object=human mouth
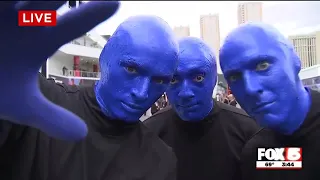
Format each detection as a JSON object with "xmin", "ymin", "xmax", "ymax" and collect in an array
[
  {"xmin": 121, "ymin": 101, "xmax": 144, "ymax": 113},
  {"xmin": 177, "ymin": 103, "xmax": 198, "ymax": 109},
  {"xmin": 251, "ymin": 101, "xmax": 275, "ymax": 113}
]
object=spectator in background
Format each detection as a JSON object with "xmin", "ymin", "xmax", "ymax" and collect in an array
[
  {"xmin": 223, "ymin": 95, "xmax": 229, "ymax": 104},
  {"xmin": 228, "ymin": 94, "xmax": 238, "ymax": 107},
  {"xmin": 62, "ymin": 66, "xmax": 68, "ymax": 76},
  {"xmin": 160, "ymin": 94, "xmax": 168, "ymax": 108},
  {"xmin": 162, "ymin": 94, "xmax": 168, "ymax": 108},
  {"xmin": 151, "ymin": 102, "xmax": 160, "ymax": 115},
  {"xmin": 216, "ymin": 92, "xmax": 225, "ymax": 102},
  {"xmin": 216, "ymin": 93, "xmax": 221, "ymax": 102}
]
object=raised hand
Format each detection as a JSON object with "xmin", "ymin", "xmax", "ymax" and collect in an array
[{"xmin": 0, "ymin": 1, "xmax": 119, "ymax": 141}]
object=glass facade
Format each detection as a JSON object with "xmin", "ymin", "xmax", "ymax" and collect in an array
[{"xmin": 302, "ymin": 76, "xmax": 320, "ymax": 91}]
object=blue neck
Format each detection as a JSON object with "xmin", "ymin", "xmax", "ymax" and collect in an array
[
  {"xmin": 200, "ymin": 99, "xmax": 214, "ymax": 121},
  {"xmin": 94, "ymin": 82, "xmax": 114, "ymax": 119},
  {"xmin": 280, "ymin": 85, "xmax": 311, "ymax": 135}
]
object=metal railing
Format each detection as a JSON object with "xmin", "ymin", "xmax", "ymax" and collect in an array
[{"xmin": 64, "ymin": 70, "xmax": 101, "ymax": 78}]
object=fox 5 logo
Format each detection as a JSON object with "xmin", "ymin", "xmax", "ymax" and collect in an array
[{"xmin": 257, "ymin": 147, "xmax": 302, "ymax": 161}]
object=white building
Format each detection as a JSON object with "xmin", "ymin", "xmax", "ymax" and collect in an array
[
  {"xmin": 47, "ymin": 3, "xmax": 105, "ymax": 86},
  {"xmin": 200, "ymin": 14, "xmax": 221, "ymax": 73},
  {"xmin": 288, "ymin": 32, "xmax": 320, "ymax": 69},
  {"xmin": 299, "ymin": 64, "xmax": 320, "ymax": 91},
  {"xmin": 173, "ymin": 26, "xmax": 190, "ymax": 39},
  {"xmin": 238, "ymin": 2, "xmax": 263, "ymax": 25},
  {"xmin": 47, "ymin": 34, "xmax": 102, "ymax": 84}
]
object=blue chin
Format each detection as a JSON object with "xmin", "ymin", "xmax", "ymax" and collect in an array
[
  {"xmin": 96, "ymin": 93, "xmax": 142, "ymax": 123},
  {"xmin": 174, "ymin": 100, "xmax": 214, "ymax": 122},
  {"xmin": 112, "ymin": 104, "xmax": 144, "ymax": 122}
]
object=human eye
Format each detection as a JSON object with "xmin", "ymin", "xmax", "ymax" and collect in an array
[
  {"xmin": 170, "ymin": 77, "xmax": 179, "ymax": 84},
  {"xmin": 124, "ymin": 66, "xmax": 137, "ymax": 73},
  {"xmin": 155, "ymin": 79, "xmax": 164, "ymax": 84},
  {"xmin": 256, "ymin": 61, "xmax": 270, "ymax": 71},
  {"xmin": 193, "ymin": 74, "xmax": 205, "ymax": 82},
  {"xmin": 228, "ymin": 73, "xmax": 242, "ymax": 83}
]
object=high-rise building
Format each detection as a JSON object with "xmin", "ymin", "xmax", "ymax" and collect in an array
[
  {"xmin": 200, "ymin": 14, "xmax": 221, "ymax": 72},
  {"xmin": 238, "ymin": 2, "xmax": 263, "ymax": 25},
  {"xmin": 288, "ymin": 31, "xmax": 320, "ymax": 69},
  {"xmin": 173, "ymin": 26, "xmax": 190, "ymax": 39}
]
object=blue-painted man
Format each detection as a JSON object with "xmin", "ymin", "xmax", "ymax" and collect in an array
[
  {"xmin": 0, "ymin": 2, "xmax": 178, "ymax": 180},
  {"xmin": 144, "ymin": 37, "xmax": 260, "ymax": 180},
  {"xmin": 220, "ymin": 22, "xmax": 320, "ymax": 180}
]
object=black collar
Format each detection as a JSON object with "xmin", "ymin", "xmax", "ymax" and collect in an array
[
  {"xmin": 83, "ymin": 86, "xmax": 139, "ymax": 137},
  {"xmin": 173, "ymin": 100, "xmax": 221, "ymax": 138},
  {"xmin": 292, "ymin": 89, "xmax": 320, "ymax": 137}
]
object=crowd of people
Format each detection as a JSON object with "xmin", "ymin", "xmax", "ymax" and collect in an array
[
  {"xmin": 1, "ymin": 2, "xmax": 319, "ymax": 180},
  {"xmin": 216, "ymin": 93, "xmax": 240, "ymax": 108},
  {"xmin": 151, "ymin": 94, "xmax": 169, "ymax": 115}
]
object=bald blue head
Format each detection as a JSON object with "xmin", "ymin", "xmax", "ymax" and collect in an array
[
  {"xmin": 95, "ymin": 15, "xmax": 179, "ymax": 122},
  {"xmin": 167, "ymin": 37, "xmax": 217, "ymax": 122},
  {"xmin": 220, "ymin": 22, "xmax": 310, "ymax": 134},
  {"xmin": 220, "ymin": 22, "xmax": 301, "ymax": 75}
]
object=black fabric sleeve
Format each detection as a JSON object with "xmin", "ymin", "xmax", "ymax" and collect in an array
[
  {"xmin": 143, "ymin": 115, "xmax": 167, "ymax": 139},
  {"xmin": 0, "ymin": 121, "xmax": 26, "ymax": 149},
  {"xmin": 165, "ymin": 160, "xmax": 177, "ymax": 180},
  {"xmin": 38, "ymin": 73, "xmax": 79, "ymax": 105},
  {"xmin": 232, "ymin": 116, "xmax": 261, "ymax": 180},
  {"xmin": 143, "ymin": 106, "xmax": 173, "ymax": 138},
  {"xmin": 143, "ymin": 116, "xmax": 162, "ymax": 134}
]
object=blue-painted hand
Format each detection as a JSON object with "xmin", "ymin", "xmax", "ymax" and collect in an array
[{"xmin": 0, "ymin": 1, "xmax": 119, "ymax": 140}]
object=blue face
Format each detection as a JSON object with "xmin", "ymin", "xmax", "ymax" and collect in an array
[
  {"xmin": 220, "ymin": 23, "xmax": 309, "ymax": 133},
  {"xmin": 95, "ymin": 16, "xmax": 178, "ymax": 122},
  {"xmin": 167, "ymin": 37, "xmax": 217, "ymax": 122}
]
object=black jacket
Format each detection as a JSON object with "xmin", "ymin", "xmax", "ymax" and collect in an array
[
  {"xmin": 0, "ymin": 74, "xmax": 176, "ymax": 180},
  {"xmin": 144, "ymin": 102, "xmax": 261, "ymax": 180},
  {"xmin": 240, "ymin": 90, "xmax": 320, "ymax": 180}
]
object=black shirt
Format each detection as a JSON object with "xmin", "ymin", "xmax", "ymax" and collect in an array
[
  {"xmin": 144, "ymin": 101, "xmax": 261, "ymax": 180},
  {"xmin": 240, "ymin": 90, "xmax": 320, "ymax": 180},
  {"xmin": 0, "ymin": 74, "xmax": 176, "ymax": 180}
]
